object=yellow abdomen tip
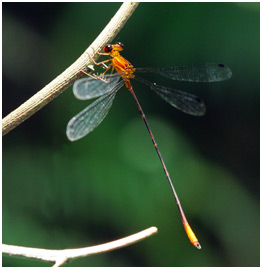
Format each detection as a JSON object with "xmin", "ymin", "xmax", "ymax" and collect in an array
[{"xmin": 184, "ymin": 223, "xmax": 201, "ymax": 250}]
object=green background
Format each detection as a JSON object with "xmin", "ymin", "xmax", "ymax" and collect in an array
[{"xmin": 3, "ymin": 3, "xmax": 259, "ymax": 267}]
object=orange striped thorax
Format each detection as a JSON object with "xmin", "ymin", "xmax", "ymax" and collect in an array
[{"xmin": 103, "ymin": 42, "xmax": 135, "ymax": 88}]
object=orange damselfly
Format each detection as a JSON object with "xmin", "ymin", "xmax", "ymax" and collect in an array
[{"xmin": 66, "ymin": 42, "xmax": 232, "ymax": 249}]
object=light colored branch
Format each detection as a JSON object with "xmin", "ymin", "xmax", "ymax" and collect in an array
[
  {"xmin": 2, "ymin": 226, "xmax": 158, "ymax": 267},
  {"xmin": 2, "ymin": 2, "xmax": 139, "ymax": 136}
]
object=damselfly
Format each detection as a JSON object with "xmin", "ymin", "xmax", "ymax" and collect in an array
[{"xmin": 67, "ymin": 42, "xmax": 232, "ymax": 249}]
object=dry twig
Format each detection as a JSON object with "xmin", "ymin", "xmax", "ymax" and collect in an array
[
  {"xmin": 3, "ymin": 227, "xmax": 158, "ymax": 267},
  {"xmin": 2, "ymin": 2, "xmax": 139, "ymax": 136}
]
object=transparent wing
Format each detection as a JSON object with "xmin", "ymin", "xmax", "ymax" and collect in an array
[
  {"xmin": 136, "ymin": 63, "xmax": 232, "ymax": 82},
  {"xmin": 152, "ymin": 84, "xmax": 206, "ymax": 116},
  {"xmin": 67, "ymin": 80, "xmax": 125, "ymax": 141},
  {"xmin": 73, "ymin": 73, "xmax": 121, "ymax": 100},
  {"xmin": 135, "ymin": 76, "xmax": 206, "ymax": 116}
]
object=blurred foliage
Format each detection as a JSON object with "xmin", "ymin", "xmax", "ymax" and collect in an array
[{"xmin": 2, "ymin": 2, "xmax": 259, "ymax": 267}]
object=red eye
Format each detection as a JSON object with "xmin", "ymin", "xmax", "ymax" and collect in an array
[
  {"xmin": 116, "ymin": 42, "xmax": 124, "ymax": 49},
  {"xmin": 104, "ymin": 44, "xmax": 112, "ymax": 53}
]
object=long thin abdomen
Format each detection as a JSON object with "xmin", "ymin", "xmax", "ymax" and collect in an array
[{"xmin": 127, "ymin": 83, "xmax": 201, "ymax": 249}]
